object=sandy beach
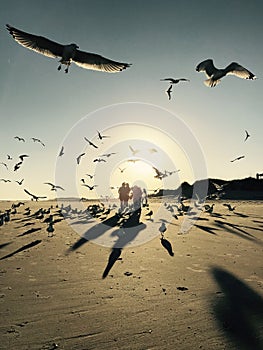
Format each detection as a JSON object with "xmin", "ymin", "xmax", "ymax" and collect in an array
[{"xmin": 0, "ymin": 199, "xmax": 262, "ymax": 350}]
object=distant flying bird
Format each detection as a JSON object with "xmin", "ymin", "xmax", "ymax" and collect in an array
[
  {"xmin": 58, "ymin": 146, "xmax": 64, "ymax": 157},
  {"xmin": 166, "ymin": 84, "xmax": 173, "ymax": 100},
  {"xmin": 244, "ymin": 130, "xmax": 250, "ymax": 142},
  {"xmin": 160, "ymin": 78, "xmax": 190, "ymax": 84},
  {"xmin": 31, "ymin": 137, "xmax": 45, "ymax": 146},
  {"xmin": 230, "ymin": 155, "xmax": 245, "ymax": 163},
  {"xmin": 93, "ymin": 158, "xmax": 106, "ymax": 163},
  {"xmin": 0, "ymin": 178, "xmax": 11, "ymax": 183},
  {"xmin": 97, "ymin": 130, "xmax": 110, "ymax": 140},
  {"xmin": 129, "ymin": 145, "xmax": 139, "ymax": 156},
  {"xmin": 118, "ymin": 167, "xmax": 126, "ymax": 173},
  {"xmin": 0, "ymin": 162, "xmax": 8, "ymax": 170},
  {"xmin": 76, "ymin": 153, "xmax": 85, "ymax": 165},
  {"xmin": 19, "ymin": 154, "xmax": 29, "ymax": 162},
  {"xmin": 127, "ymin": 158, "xmax": 140, "ymax": 163},
  {"xmin": 15, "ymin": 179, "xmax": 24, "ymax": 185},
  {"xmin": 196, "ymin": 59, "xmax": 256, "ymax": 87},
  {"xmin": 14, "ymin": 161, "xmax": 23, "ymax": 171},
  {"xmin": 44, "ymin": 182, "xmax": 65, "ymax": 191},
  {"xmin": 24, "ymin": 188, "xmax": 47, "ymax": 201},
  {"xmin": 6, "ymin": 24, "xmax": 131, "ymax": 74},
  {"xmin": 82, "ymin": 184, "xmax": 98, "ymax": 190},
  {"xmin": 149, "ymin": 148, "xmax": 158, "ymax": 153},
  {"xmin": 86, "ymin": 173, "xmax": 94, "ymax": 179},
  {"xmin": 152, "ymin": 166, "xmax": 166, "ymax": 180},
  {"xmin": 100, "ymin": 152, "xmax": 116, "ymax": 158},
  {"xmin": 14, "ymin": 136, "xmax": 25, "ymax": 142},
  {"xmin": 84, "ymin": 137, "xmax": 98, "ymax": 149},
  {"xmin": 7, "ymin": 154, "xmax": 12, "ymax": 160}
]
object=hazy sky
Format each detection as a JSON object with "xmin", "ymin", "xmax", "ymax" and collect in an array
[{"xmin": 1, "ymin": 0, "xmax": 263, "ymax": 200}]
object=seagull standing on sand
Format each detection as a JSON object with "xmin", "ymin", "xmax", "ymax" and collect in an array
[
  {"xmin": 196, "ymin": 59, "xmax": 256, "ymax": 87},
  {"xmin": 6, "ymin": 24, "xmax": 131, "ymax": 74}
]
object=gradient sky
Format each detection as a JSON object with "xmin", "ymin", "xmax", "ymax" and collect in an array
[{"xmin": 1, "ymin": 0, "xmax": 263, "ymax": 200}]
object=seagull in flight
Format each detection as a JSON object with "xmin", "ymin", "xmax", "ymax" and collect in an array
[
  {"xmin": 14, "ymin": 136, "xmax": 25, "ymax": 142},
  {"xmin": 31, "ymin": 137, "xmax": 45, "ymax": 146},
  {"xmin": 6, "ymin": 24, "xmax": 131, "ymax": 74},
  {"xmin": 118, "ymin": 167, "xmax": 126, "ymax": 173},
  {"xmin": 58, "ymin": 146, "xmax": 64, "ymax": 157},
  {"xmin": 24, "ymin": 188, "xmax": 47, "ymax": 201},
  {"xmin": 196, "ymin": 59, "xmax": 256, "ymax": 87},
  {"xmin": 19, "ymin": 154, "xmax": 29, "ymax": 162},
  {"xmin": 82, "ymin": 184, "xmax": 98, "ymax": 190},
  {"xmin": 7, "ymin": 155, "xmax": 12, "ymax": 160},
  {"xmin": 166, "ymin": 85, "xmax": 173, "ymax": 100},
  {"xmin": 244, "ymin": 130, "xmax": 250, "ymax": 142},
  {"xmin": 84, "ymin": 137, "xmax": 98, "ymax": 149},
  {"xmin": 129, "ymin": 145, "xmax": 139, "ymax": 156},
  {"xmin": 100, "ymin": 152, "xmax": 116, "ymax": 158},
  {"xmin": 230, "ymin": 155, "xmax": 245, "ymax": 163},
  {"xmin": 15, "ymin": 179, "xmax": 24, "ymax": 185},
  {"xmin": 14, "ymin": 161, "xmax": 23, "ymax": 171},
  {"xmin": 44, "ymin": 182, "xmax": 65, "ymax": 191},
  {"xmin": 97, "ymin": 130, "xmax": 110, "ymax": 140},
  {"xmin": 0, "ymin": 178, "xmax": 11, "ymax": 183},
  {"xmin": 93, "ymin": 158, "xmax": 106, "ymax": 163},
  {"xmin": 160, "ymin": 78, "xmax": 190, "ymax": 84},
  {"xmin": 0, "ymin": 162, "xmax": 8, "ymax": 170},
  {"xmin": 76, "ymin": 153, "xmax": 85, "ymax": 164}
]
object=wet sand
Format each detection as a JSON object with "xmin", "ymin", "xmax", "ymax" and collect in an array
[{"xmin": 0, "ymin": 200, "xmax": 262, "ymax": 350}]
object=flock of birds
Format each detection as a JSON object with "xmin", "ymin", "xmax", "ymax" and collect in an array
[{"xmin": 1, "ymin": 23, "xmax": 259, "ymax": 239}]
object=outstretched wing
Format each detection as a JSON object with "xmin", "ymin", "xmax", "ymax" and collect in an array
[
  {"xmin": 196, "ymin": 59, "xmax": 217, "ymax": 77},
  {"xmin": 225, "ymin": 62, "xmax": 256, "ymax": 80},
  {"xmin": 73, "ymin": 50, "xmax": 131, "ymax": 73},
  {"xmin": 6, "ymin": 24, "xmax": 64, "ymax": 59}
]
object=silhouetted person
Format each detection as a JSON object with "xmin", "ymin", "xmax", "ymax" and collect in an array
[
  {"xmin": 118, "ymin": 182, "xmax": 130, "ymax": 212},
  {"xmin": 142, "ymin": 188, "xmax": 148, "ymax": 207}
]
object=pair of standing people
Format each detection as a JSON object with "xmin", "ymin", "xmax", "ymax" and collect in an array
[{"xmin": 118, "ymin": 182, "xmax": 131, "ymax": 212}]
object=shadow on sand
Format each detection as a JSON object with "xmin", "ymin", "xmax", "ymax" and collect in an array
[
  {"xmin": 211, "ymin": 266, "xmax": 263, "ymax": 350},
  {"xmin": 0, "ymin": 240, "xmax": 42, "ymax": 260}
]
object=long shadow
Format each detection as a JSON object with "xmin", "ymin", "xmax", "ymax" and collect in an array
[
  {"xmin": 233, "ymin": 212, "xmax": 249, "ymax": 218},
  {"xmin": 160, "ymin": 236, "xmax": 174, "ymax": 256},
  {"xmin": 211, "ymin": 266, "xmax": 263, "ymax": 350},
  {"xmin": 195, "ymin": 224, "xmax": 218, "ymax": 235},
  {"xmin": 0, "ymin": 240, "xmax": 42, "ymax": 260},
  {"xmin": 102, "ymin": 211, "xmax": 147, "ymax": 278},
  {"xmin": 214, "ymin": 220, "xmax": 260, "ymax": 244},
  {"xmin": 102, "ymin": 248, "xmax": 122, "ymax": 279},
  {"xmin": 0, "ymin": 242, "xmax": 12, "ymax": 250},
  {"xmin": 17, "ymin": 227, "xmax": 42, "ymax": 237},
  {"xmin": 67, "ymin": 213, "xmax": 122, "ymax": 253}
]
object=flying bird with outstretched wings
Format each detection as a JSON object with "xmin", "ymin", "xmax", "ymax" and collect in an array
[
  {"xmin": 6, "ymin": 24, "xmax": 131, "ymax": 74},
  {"xmin": 196, "ymin": 59, "xmax": 256, "ymax": 87},
  {"xmin": 160, "ymin": 78, "xmax": 190, "ymax": 84},
  {"xmin": 44, "ymin": 182, "xmax": 65, "ymax": 191},
  {"xmin": 24, "ymin": 188, "xmax": 47, "ymax": 201},
  {"xmin": 244, "ymin": 130, "xmax": 250, "ymax": 142},
  {"xmin": 14, "ymin": 136, "xmax": 25, "ymax": 142},
  {"xmin": 166, "ymin": 85, "xmax": 173, "ymax": 100},
  {"xmin": 84, "ymin": 137, "xmax": 98, "ymax": 149},
  {"xmin": 230, "ymin": 155, "xmax": 245, "ymax": 163},
  {"xmin": 31, "ymin": 137, "xmax": 45, "ymax": 146}
]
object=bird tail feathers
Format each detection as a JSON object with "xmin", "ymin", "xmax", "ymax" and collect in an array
[{"xmin": 204, "ymin": 78, "xmax": 221, "ymax": 87}]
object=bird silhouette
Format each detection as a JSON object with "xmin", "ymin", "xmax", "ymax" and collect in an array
[
  {"xmin": 118, "ymin": 167, "xmax": 126, "ymax": 173},
  {"xmin": 230, "ymin": 155, "xmax": 245, "ymax": 163},
  {"xmin": 166, "ymin": 84, "xmax": 173, "ymax": 100},
  {"xmin": 76, "ymin": 153, "xmax": 85, "ymax": 164},
  {"xmin": 161, "ymin": 77, "xmax": 190, "ymax": 84},
  {"xmin": 0, "ymin": 162, "xmax": 8, "ymax": 170},
  {"xmin": 223, "ymin": 203, "xmax": 236, "ymax": 211},
  {"xmin": 44, "ymin": 182, "xmax": 65, "ymax": 191},
  {"xmin": 145, "ymin": 210, "xmax": 153, "ymax": 220},
  {"xmin": 6, "ymin": 24, "xmax": 131, "ymax": 74},
  {"xmin": 58, "ymin": 146, "xmax": 64, "ymax": 157},
  {"xmin": 15, "ymin": 179, "xmax": 24, "ymax": 185},
  {"xmin": 82, "ymin": 184, "xmax": 98, "ymax": 190},
  {"xmin": 0, "ymin": 179, "xmax": 11, "ymax": 183},
  {"xmin": 31, "ymin": 137, "xmax": 45, "ymax": 146},
  {"xmin": 97, "ymin": 130, "xmax": 110, "ymax": 140},
  {"xmin": 196, "ymin": 59, "xmax": 256, "ymax": 87},
  {"xmin": 84, "ymin": 137, "xmax": 98, "ymax": 148},
  {"xmin": 93, "ymin": 158, "xmax": 106, "ymax": 163},
  {"xmin": 19, "ymin": 154, "xmax": 29, "ymax": 162},
  {"xmin": 7, "ymin": 154, "xmax": 12, "ymax": 160},
  {"xmin": 24, "ymin": 188, "xmax": 47, "ymax": 201},
  {"xmin": 159, "ymin": 222, "xmax": 167, "ymax": 235},
  {"xmin": 129, "ymin": 145, "xmax": 139, "ymax": 156},
  {"xmin": 14, "ymin": 136, "xmax": 25, "ymax": 142},
  {"xmin": 100, "ymin": 152, "xmax": 116, "ymax": 158},
  {"xmin": 14, "ymin": 161, "xmax": 23, "ymax": 171},
  {"xmin": 244, "ymin": 130, "xmax": 250, "ymax": 142}
]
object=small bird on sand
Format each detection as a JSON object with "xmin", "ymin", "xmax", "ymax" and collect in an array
[
  {"xmin": 159, "ymin": 222, "xmax": 167, "ymax": 235},
  {"xmin": 204, "ymin": 203, "xmax": 214, "ymax": 213},
  {"xmin": 196, "ymin": 59, "xmax": 256, "ymax": 87},
  {"xmin": 244, "ymin": 130, "xmax": 250, "ymax": 142},
  {"xmin": 145, "ymin": 210, "xmax": 153, "ymax": 220},
  {"xmin": 6, "ymin": 24, "xmax": 131, "ymax": 74},
  {"xmin": 223, "ymin": 203, "xmax": 236, "ymax": 211}
]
